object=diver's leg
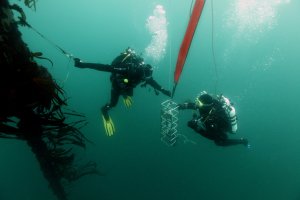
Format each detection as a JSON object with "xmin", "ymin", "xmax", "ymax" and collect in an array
[
  {"xmin": 188, "ymin": 119, "xmax": 216, "ymax": 141},
  {"xmin": 101, "ymin": 89, "xmax": 120, "ymax": 120},
  {"xmin": 101, "ymin": 89, "xmax": 120, "ymax": 136}
]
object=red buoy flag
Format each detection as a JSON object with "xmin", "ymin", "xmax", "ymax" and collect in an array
[{"xmin": 172, "ymin": 0, "xmax": 205, "ymax": 96}]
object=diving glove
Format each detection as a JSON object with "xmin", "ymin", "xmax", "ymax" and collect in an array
[
  {"xmin": 102, "ymin": 115, "xmax": 115, "ymax": 136},
  {"xmin": 188, "ymin": 119, "xmax": 198, "ymax": 129},
  {"xmin": 74, "ymin": 58, "xmax": 85, "ymax": 68},
  {"xmin": 123, "ymin": 96, "xmax": 133, "ymax": 108}
]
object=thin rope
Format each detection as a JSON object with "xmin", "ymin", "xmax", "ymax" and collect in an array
[
  {"xmin": 61, "ymin": 57, "xmax": 72, "ymax": 85},
  {"xmin": 24, "ymin": 21, "xmax": 74, "ymax": 84},
  {"xmin": 211, "ymin": 0, "xmax": 219, "ymax": 95},
  {"xmin": 25, "ymin": 22, "xmax": 73, "ymax": 59},
  {"xmin": 168, "ymin": 34, "xmax": 172, "ymax": 93}
]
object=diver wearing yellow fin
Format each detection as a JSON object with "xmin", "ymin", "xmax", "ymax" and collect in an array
[
  {"xmin": 178, "ymin": 91, "xmax": 250, "ymax": 148},
  {"xmin": 123, "ymin": 95, "xmax": 133, "ymax": 108},
  {"xmin": 74, "ymin": 48, "xmax": 171, "ymax": 136},
  {"xmin": 102, "ymin": 115, "xmax": 115, "ymax": 137}
]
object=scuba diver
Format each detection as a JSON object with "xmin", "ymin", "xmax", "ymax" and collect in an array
[
  {"xmin": 74, "ymin": 47, "xmax": 171, "ymax": 136},
  {"xmin": 178, "ymin": 91, "xmax": 249, "ymax": 147}
]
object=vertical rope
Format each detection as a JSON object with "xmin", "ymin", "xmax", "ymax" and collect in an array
[
  {"xmin": 61, "ymin": 57, "xmax": 72, "ymax": 85},
  {"xmin": 168, "ymin": 35, "xmax": 172, "ymax": 91},
  {"xmin": 211, "ymin": 0, "xmax": 219, "ymax": 95}
]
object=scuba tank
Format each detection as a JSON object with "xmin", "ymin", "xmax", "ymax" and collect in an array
[
  {"xmin": 219, "ymin": 95, "xmax": 238, "ymax": 133},
  {"xmin": 110, "ymin": 48, "xmax": 146, "ymax": 89}
]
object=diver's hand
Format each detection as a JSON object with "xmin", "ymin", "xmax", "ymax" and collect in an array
[
  {"xmin": 74, "ymin": 58, "xmax": 85, "ymax": 68},
  {"xmin": 188, "ymin": 119, "xmax": 197, "ymax": 129},
  {"xmin": 161, "ymin": 88, "xmax": 172, "ymax": 97},
  {"xmin": 240, "ymin": 138, "xmax": 250, "ymax": 148}
]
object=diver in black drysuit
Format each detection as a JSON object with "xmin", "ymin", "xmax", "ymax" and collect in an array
[
  {"xmin": 74, "ymin": 48, "xmax": 171, "ymax": 136},
  {"xmin": 179, "ymin": 91, "xmax": 249, "ymax": 147}
]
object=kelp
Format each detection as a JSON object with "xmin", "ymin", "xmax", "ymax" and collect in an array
[
  {"xmin": 0, "ymin": 1, "xmax": 99, "ymax": 200},
  {"xmin": 21, "ymin": 0, "xmax": 38, "ymax": 11}
]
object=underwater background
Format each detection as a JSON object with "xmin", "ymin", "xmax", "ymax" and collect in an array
[{"xmin": 1, "ymin": 0, "xmax": 300, "ymax": 199}]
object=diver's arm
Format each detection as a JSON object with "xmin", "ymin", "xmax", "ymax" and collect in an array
[
  {"xmin": 187, "ymin": 118, "xmax": 216, "ymax": 140},
  {"xmin": 74, "ymin": 58, "xmax": 128, "ymax": 73},
  {"xmin": 145, "ymin": 78, "xmax": 172, "ymax": 97},
  {"xmin": 178, "ymin": 102, "xmax": 197, "ymax": 110}
]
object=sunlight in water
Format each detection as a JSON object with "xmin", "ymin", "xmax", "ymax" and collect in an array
[
  {"xmin": 226, "ymin": 0, "xmax": 290, "ymax": 42},
  {"xmin": 145, "ymin": 5, "xmax": 168, "ymax": 62}
]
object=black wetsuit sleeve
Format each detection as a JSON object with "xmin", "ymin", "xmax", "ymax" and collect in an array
[
  {"xmin": 145, "ymin": 77, "xmax": 171, "ymax": 97},
  {"xmin": 74, "ymin": 58, "xmax": 128, "ymax": 73},
  {"xmin": 178, "ymin": 102, "xmax": 197, "ymax": 110},
  {"xmin": 145, "ymin": 77, "xmax": 162, "ymax": 90}
]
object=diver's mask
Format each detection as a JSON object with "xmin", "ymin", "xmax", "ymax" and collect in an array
[{"xmin": 195, "ymin": 98, "xmax": 204, "ymax": 108}]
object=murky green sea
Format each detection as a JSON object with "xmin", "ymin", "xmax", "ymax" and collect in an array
[{"xmin": 1, "ymin": 0, "xmax": 300, "ymax": 199}]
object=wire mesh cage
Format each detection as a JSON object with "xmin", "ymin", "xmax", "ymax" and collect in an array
[{"xmin": 160, "ymin": 99, "xmax": 179, "ymax": 146}]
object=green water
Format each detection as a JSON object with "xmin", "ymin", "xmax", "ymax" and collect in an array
[{"xmin": 1, "ymin": 0, "xmax": 300, "ymax": 199}]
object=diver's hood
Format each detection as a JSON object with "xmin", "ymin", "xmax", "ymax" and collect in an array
[
  {"xmin": 196, "ymin": 92, "xmax": 214, "ymax": 108},
  {"xmin": 198, "ymin": 94, "xmax": 213, "ymax": 105}
]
